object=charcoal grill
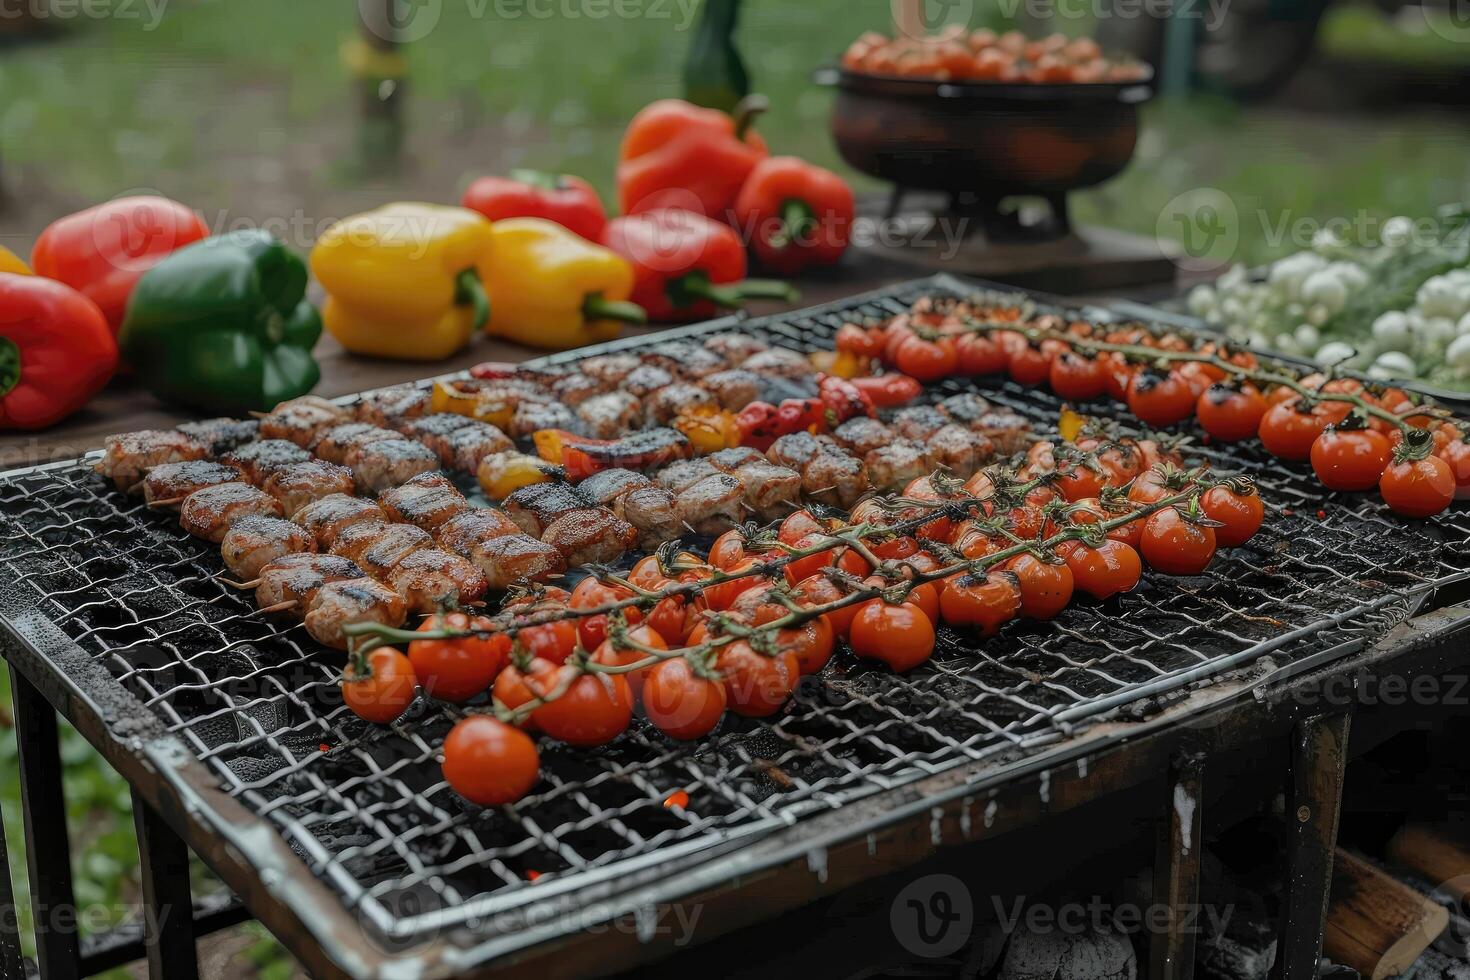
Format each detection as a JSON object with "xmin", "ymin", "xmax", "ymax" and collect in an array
[{"xmin": 2, "ymin": 274, "xmax": 1470, "ymax": 979}]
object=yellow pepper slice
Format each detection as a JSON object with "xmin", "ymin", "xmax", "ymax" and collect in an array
[
  {"xmin": 0, "ymin": 245, "xmax": 30, "ymax": 276},
  {"xmin": 673, "ymin": 406, "xmax": 740, "ymax": 454},
  {"xmin": 311, "ymin": 203, "xmax": 493, "ymax": 361},
  {"xmin": 478, "ymin": 451, "xmax": 559, "ymax": 500},
  {"xmin": 484, "ymin": 218, "xmax": 645, "ymax": 351}
]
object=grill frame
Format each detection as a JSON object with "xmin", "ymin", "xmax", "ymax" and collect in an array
[{"xmin": 2, "ymin": 273, "xmax": 1468, "ymax": 978}]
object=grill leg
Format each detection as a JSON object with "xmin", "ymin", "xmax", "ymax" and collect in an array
[
  {"xmin": 9, "ymin": 665, "xmax": 80, "ymax": 980},
  {"xmin": 131, "ymin": 791, "xmax": 199, "ymax": 980},
  {"xmin": 1149, "ymin": 751, "xmax": 1205, "ymax": 980},
  {"xmin": 0, "ymin": 781, "xmax": 25, "ymax": 980},
  {"xmin": 1271, "ymin": 712, "xmax": 1351, "ymax": 980}
]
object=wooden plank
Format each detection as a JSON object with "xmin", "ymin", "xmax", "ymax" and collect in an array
[
  {"xmin": 1323, "ymin": 849, "xmax": 1447, "ymax": 980},
  {"xmin": 1387, "ymin": 824, "xmax": 1470, "ymax": 903}
]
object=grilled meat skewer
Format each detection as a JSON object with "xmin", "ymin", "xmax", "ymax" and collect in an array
[
  {"xmin": 180, "ymin": 483, "xmax": 284, "ymax": 542},
  {"xmin": 221, "ymin": 516, "xmax": 316, "ymax": 580},
  {"xmin": 143, "ymin": 461, "xmax": 243, "ymax": 509},
  {"xmin": 97, "ymin": 430, "xmax": 211, "ymax": 493}
]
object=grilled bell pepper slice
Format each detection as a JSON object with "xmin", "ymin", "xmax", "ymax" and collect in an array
[
  {"xmin": 850, "ymin": 373, "xmax": 923, "ymax": 408},
  {"xmin": 485, "ymin": 218, "xmax": 646, "ymax": 351},
  {"xmin": 0, "ymin": 273, "xmax": 117, "ymax": 430},
  {"xmin": 817, "ymin": 374, "xmax": 877, "ymax": 426},
  {"xmin": 31, "ymin": 196, "xmax": 209, "ymax": 333},
  {"xmin": 118, "ymin": 229, "xmax": 321, "ymax": 414},
  {"xmin": 312, "ymin": 203, "xmax": 493, "ymax": 361},
  {"xmin": 673, "ymin": 406, "xmax": 742, "ymax": 454},
  {"xmin": 734, "ymin": 157, "xmax": 856, "ymax": 275},
  {"xmin": 601, "ymin": 209, "xmax": 796, "ymax": 323},
  {"xmin": 617, "ymin": 97, "xmax": 769, "ymax": 219},
  {"xmin": 0, "ymin": 245, "xmax": 30, "ymax": 277},
  {"xmin": 430, "ymin": 380, "xmax": 514, "ymax": 430},
  {"xmin": 462, "ymin": 170, "xmax": 608, "ymax": 243},
  {"xmin": 534, "ymin": 428, "xmax": 693, "ymax": 480}
]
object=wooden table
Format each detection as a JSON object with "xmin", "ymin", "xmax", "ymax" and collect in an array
[{"xmin": 0, "ymin": 251, "xmax": 1180, "ymax": 468}]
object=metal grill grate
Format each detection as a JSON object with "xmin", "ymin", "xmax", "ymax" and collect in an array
[{"xmin": 1, "ymin": 275, "xmax": 1467, "ymax": 952}]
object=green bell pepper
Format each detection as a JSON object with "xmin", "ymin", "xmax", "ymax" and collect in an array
[{"xmin": 119, "ymin": 229, "xmax": 322, "ymax": 414}]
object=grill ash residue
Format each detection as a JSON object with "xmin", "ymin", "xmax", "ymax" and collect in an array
[{"xmin": 0, "ymin": 287, "xmax": 1467, "ymax": 942}]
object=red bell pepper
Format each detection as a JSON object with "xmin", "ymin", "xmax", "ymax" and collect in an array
[
  {"xmin": 617, "ymin": 97, "xmax": 769, "ymax": 220},
  {"xmin": 817, "ymin": 374, "xmax": 877, "ymax": 425},
  {"xmin": 461, "ymin": 170, "xmax": 608, "ymax": 243},
  {"xmin": 30, "ymin": 196, "xmax": 209, "ymax": 333},
  {"xmin": 534, "ymin": 428, "xmax": 694, "ymax": 480},
  {"xmin": 601, "ymin": 209, "xmax": 796, "ymax": 322},
  {"xmin": 850, "ymin": 373, "xmax": 923, "ymax": 408},
  {"xmin": 0, "ymin": 273, "xmax": 118, "ymax": 430},
  {"xmin": 734, "ymin": 157, "xmax": 856, "ymax": 275}
]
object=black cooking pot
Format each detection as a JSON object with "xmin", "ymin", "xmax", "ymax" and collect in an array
[{"xmin": 813, "ymin": 66, "xmax": 1154, "ymax": 198}]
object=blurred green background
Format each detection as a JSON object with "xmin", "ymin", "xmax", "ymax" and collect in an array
[{"xmin": 3, "ymin": 0, "xmax": 1470, "ymax": 974}]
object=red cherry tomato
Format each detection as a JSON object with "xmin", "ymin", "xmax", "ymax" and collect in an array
[
  {"xmin": 956, "ymin": 333, "xmax": 1007, "ymax": 375},
  {"xmin": 408, "ymin": 612, "xmax": 508, "ymax": 703},
  {"xmin": 1140, "ymin": 507, "xmax": 1216, "ymax": 575},
  {"xmin": 1059, "ymin": 539, "xmax": 1142, "ymax": 600},
  {"xmin": 593, "ymin": 624, "xmax": 667, "ymax": 700},
  {"xmin": 938, "ymin": 571, "xmax": 1022, "ymax": 635},
  {"xmin": 1196, "ymin": 383, "xmax": 1267, "ymax": 443},
  {"xmin": 894, "ymin": 334, "xmax": 959, "ymax": 382},
  {"xmin": 1127, "ymin": 370, "xmax": 1196, "ymax": 428},
  {"xmin": 1200, "ymin": 484, "xmax": 1265, "ymax": 547},
  {"xmin": 1005, "ymin": 554, "xmax": 1074, "ymax": 620},
  {"xmin": 491, "ymin": 655, "xmax": 558, "ymax": 731},
  {"xmin": 342, "ymin": 647, "xmax": 417, "ymax": 724},
  {"xmin": 441, "ymin": 716, "xmax": 540, "ymax": 806},
  {"xmin": 1380, "ymin": 454, "xmax": 1455, "ymax": 518},
  {"xmin": 643, "ymin": 656, "xmax": 728, "ymax": 740},
  {"xmin": 1049, "ymin": 352, "xmax": 1107, "ymax": 401},
  {"xmin": 532, "ymin": 666, "xmax": 633, "ymax": 747},
  {"xmin": 1258, "ymin": 399, "xmax": 1351, "ymax": 461},
  {"xmin": 1310, "ymin": 426, "xmax": 1392, "ymax": 492},
  {"xmin": 716, "ymin": 641, "xmax": 801, "ymax": 717},
  {"xmin": 849, "ymin": 602, "xmax": 936, "ymax": 673}
]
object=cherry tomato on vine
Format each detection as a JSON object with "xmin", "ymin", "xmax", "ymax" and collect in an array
[
  {"xmin": 1100, "ymin": 353, "xmax": 1137, "ymax": 401},
  {"xmin": 646, "ymin": 595, "xmax": 688, "ymax": 646},
  {"xmin": 939, "ymin": 571, "xmax": 1022, "ymax": 635},
  {"xmin": 1140, "ymin": 507, "xmax": 1216, "ymax": 575},
  {"xmin": 532, "ymin": 666, "xmax": 634, "ymax": 747},
  {"xmin": 702, "ymin": 557, "xmax": 769, "ymax": 611},
  {"xmin": 1310, "ymin": 426, "xmax": 1392, "ymax": 492},
  {"xmin": 515, "ymin": 616, "xmax": 579, "ymax": 665},
  {"xmin": 1056, "ymin": 460, "xmax": 1106, "ymax": 502},
  {"xmin": 570, "ymin": 577, "xmax": 642, "ymax": 651},
  {"xmin": 491, "ymin": 655, "xmax": 558, "ymax": 730},
  {"xmin": 779, "ymin": 509, "xmax": 826, "ymax": 546},
  {"xmin": 849, "ymin": 602, "xmax": 936, "ymax": 673},
  {"xmin": 716, "ymin": 642, "xmax": 800, "ymax": 717},
  {"xmin": 408, "ymin": 612, "xmax": 508, "ymax": 703},
  {"xmin": 342, "ymin": 646, "xmax": 417, "ymax": 723},
  {"xmin": 793, "ymin": 573, "xmax": 859, "ymax": 638},
  {"xmin": 643, "ymin": 657, "xmax": 728, "ymax": 740},
  {"xmin": 1006, "ymin": 342, "xmax": 1054, "ymax": 386},
  {"xmin": 836, "ymin": 323, "xmax": 883, "ymax": 358},
  {"xmin": 1127, "ymin": 370, "xmax": 1196, "ymax": 427},
  {"xmin": 709, "ymin": 528, "xmax": 751, "ymax": 570},
  {"xmin": 783, "ymin": 532, "xmax": 838, "ymax": 585},
  {"xmin": 441, "ymin": 716, "xmax": 540, "ymax": 806},
  {"xmin": 956, "ymin": 332, "xmax": 1007, "ymax": 375},
  {"xmin": 1196, "ymin": 383, "xmax": 1267, "ymax": 443},
  {"xmin": 1005, "ymin": 554, "xmax": 1074, "ymax": 619},
  {"xmin": 779, "ymin": 617, "xmax": 836, "ymax": 676},
  {"xmin": 593, "ymin": 624, "xmax": 667, "ymax": 700},
  {"xmin": 1257, "ymin": 398, "xmax": 1351, "ymax": 461},
  {"xmin": 1200, "ymin": 484, "xmax": 1265, "ymax": 547},
  {"xmin": 628, "ymin": 555, "xmax": 672, "ymax": 591},
  {"xmin": 894, "ymin": 334, "xmax": 959, "ymax": 382},
  {"xmin": 1436, "ymin": 438, "xmax": 1470, "ymax": 500},
  {"xmin": 1059, "ymin": 539, "xmax": 1142, "ymax": 600},
  {"xmin": 1049, "ymin": 352, "xmax": 1107, "ymax": 401},
  {"xmin": 1380, "ymin": 454, "xmax": 1455, "ymax": 518}
]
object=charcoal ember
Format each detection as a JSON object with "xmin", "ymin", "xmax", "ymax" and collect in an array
[{"xmin": 991, "ymin": 922, "xmax": 1137, "ymax": 980}]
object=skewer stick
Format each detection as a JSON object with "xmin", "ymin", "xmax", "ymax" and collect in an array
[
  {"xmin": 219, "ymin": 575, "xmax": 259, "ymax": 590},
  {"xmin": 256, "ymin": 599, "xmax": 298, "ymax": 615},
  {"xmin": 148, "ymin": 497, "xmax": 186, "ymax": 508}
]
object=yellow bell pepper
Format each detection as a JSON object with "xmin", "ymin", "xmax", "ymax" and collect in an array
[
  {"xmin": 477, "ymin": 451, "xmax": 560, "ymax": 500},
  {"xmin": 311, "ymin": 203, "xmax": 493, "ymax": 360},
  {"xmin": 484, "ymin": 218, "xmax": 646, "ymax": 350},
  {"xmin": 0, "ymin": 245, "xmax": 31, "ymax": 276},
  {"xmin": 430, "ymin": 379, "xmax": 514, "ymax": 430}
]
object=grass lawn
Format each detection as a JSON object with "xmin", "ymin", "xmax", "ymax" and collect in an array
[{"xmin": 1, "ymin": 1, "xmax": 1470, "ymax": 975}]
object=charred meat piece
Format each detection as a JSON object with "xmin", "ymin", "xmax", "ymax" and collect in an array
[
  {"xmin": 576, "ymin": 391, "xmax": 643, "ymax": 439},
  {"xmin": 221, "ymin": 516, "xmax": 316, "ymax": 580},
  {"xmin": 445, "ymin": 422, "xmax": 514, "ymax": 474},
  {"xmin": 262, "ymin": 460, "xmax": 357, "ymax": 518},
  {"xmin": 510, "ymin": 400, "xmax": 579, "ymax": 440},
  {"xmin": 741, "ymin": 347, "xmax": 811, "ymax": 379},
  {"xmin": 304, "ymin": 578, "xmax": 407, "ymax": 651},
  {"xmin": 832, "ymin": 416, "xmax": 897, "ymax": 457},
  {"xmin": 562, "ymin": 428, "xmax": 694, "ymax": 474},
  {"xmin": 292, "ymin": 495, "xmax": 386, "ymax": 549},
  {"xmin": 937, "ymin": 393, "xmax": 993, "ymax": 426},
  {"xmin": 435, "ymin": 508, "xmax": 522, "ymax": 557},
  {"xmin": 503, "ymin": 483, "xmax": 594, "ymax": 537},
  {"xmin": 733, "ymin": 460, "xmax": 802, "ymax": 520},
  {"xmin": 924, "ymin": 425, "xmax": 994, "ymax": 478},
  {"xmin": 621, "ymin": 364, "xmax": 675, "ymax": 398},
  {"xmin": 398, "ymin": 413, "xmax": 473, "ymax": 460},
  {"xmin": 176, "ymin": 418, "xmax": 259, "ymax": 455},
  {"xmin": 656, "ymin": 459, "xmax": 721, "ymax": 493},
  {"xmin": 551, "ymin": 372, "xmax": 612, "ymax": 407},
  {"xmin": 891, "ymin": 406, "xmax": 949, "ymax": 443},
  {"xmin": 707, "ymin": 447, "xmax": 766, "ymax": 472},
  {"xmin": 143, "ymin": 461, "xmax": 241, "ymax": 509},
  {"xmin": 612, "ymin": 486, "xmax": 681, "ymax": 547},
  {"xmin": 701, "ymin": 369, "xmax": 764, "ymax": 411},
  {"xmin": 181, "ymin": 483, "xmax": 284, "ymax": 542},
  {"xmin": 703, "ymin": 332, "xmax": 768, "ymax": 364},
  {"xmin": 330, "ymin": 521, "xmax": 434, "ymax": 579},
  {"xmin": 645, "ymin": 382, "xmax": 716, "ymax": 426},
  {"xmin": 468, "ymin": 534, "xmax": 566, "ymax": 589},
  {"xmin": 385, "ymin": 549, "xmax": 489, "ymax": 613},
  {"xmin": 311, "ymin": 423, "xmax": 402, "ymax": 464},
  {"xmin": 259, "ymin": 396, "xmax": 349, "ymax": 447},
  {"xmin": 864, "ymin": 441, "xmax": 930, "ymax": 492},
  {"xmin": 342, "ymin": 439, "xmax": 439, "ymax": 495},
  {"xmin": 96, "ymin": 430, "xmax": 211, "ymax": 493},
  {"xmin": 578, "ymin": 468, "xmax": 653, "ymax": 507},
  {"xmin": 254, "ymin": 554, "xmax": 364, "ymax": 610},
  {"xmin": 642, "ymin": 341, "xmax": 728, "ymax": 379},
  {"xmin": 579, "ymin": 353, "xmax": 641, "ymax": 385},
  {"xmin": 803, "ymin": 449, "xmax": 870, "ymax": 509},
  {"xmin": 542, "ymin": 509, "xmax": 638, "ymax": 566},
  {"xmin": 767, "ymin": 431, "xmax": 832, "ymax": 471},
  {"xmin": 378, "ymin": 472, "xmax": 469, "ymax": 533},
  {"xmin": 971, "ymin": 410, "xmax": 1034, "ymax": 457},
  {"xmin": 221, "ymin": 440, "xmax": 313, "ymax": 485},
  {"xmin": 674, "ymin": 474, "xmax": 745, "ymax": 534},
  {"xmin": 354, "ymin": 385, "xmax": 431, "ymax": 428}
]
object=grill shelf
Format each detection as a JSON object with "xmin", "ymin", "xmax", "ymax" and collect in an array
[{"xmin": 1, "ymin": 273, "xmax": 1467, "ymax": 964}]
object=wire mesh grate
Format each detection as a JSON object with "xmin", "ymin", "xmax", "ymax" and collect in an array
[{"xmin": 1, "ymin": 277, "xmax": 1466, "ymax": 949}]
